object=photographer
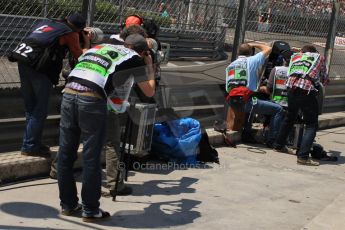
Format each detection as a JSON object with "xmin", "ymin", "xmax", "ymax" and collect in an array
[
  {"xmin": 103, "ymin": 26, "xmax": 157, "ymax": 197},
  {"xmin": 226, "ymin": 42, "xmax": 285, "ymax": 147},
  {"xmin": 259, "ymin": 49, "xmax": 292, "ymax": 148},
  {"xmin": 57, "ymin": 34, "xmax": 155, "ymax": 221},
  {"xmin": 274, "ymin": 45, "xmax": 329, "ymax": 166},
  {"xmin": 11, "ymin": 13, "xmax": 89, "ymax": 158},
  {"xmin": 50, "ymin": 26, "xmax": 104, "ymax": 179}
]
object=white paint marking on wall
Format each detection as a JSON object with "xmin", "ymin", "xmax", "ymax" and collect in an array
[{"xmin": 166, "ymin": 62, "xmax": 178, "ymax": 67}]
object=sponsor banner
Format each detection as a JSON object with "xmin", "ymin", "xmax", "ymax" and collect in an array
[{"xmin": 335, "ymin": 36, "xmax": 345, "ymax": 47}]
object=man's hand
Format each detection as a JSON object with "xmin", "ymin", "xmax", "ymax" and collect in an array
[
  {"xmin": 259, "ymin": 86, "xmax": 270, "ymax": 95},
  {"xmin": 137, "ymin": 52, "xmax": 156, "ymax": 97},
  {"xmin": 142, "ymin": 53, "xmax": 154, "ymax": 80},
  {"xmin": 247, "ymin": 42, "xmax": 272, "ymax": 58},
  {"xmin": 80, "ymin": 29, "xmax": 91, "ymax": 52}
]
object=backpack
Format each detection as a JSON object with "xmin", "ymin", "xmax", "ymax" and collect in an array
[
  {"xmin": 197, "ymin": 128, "xmax": 220, "ymax": 164},
  {"xmin": 8, "ymin": 19, "xmax": 72, "ymax": 84}
]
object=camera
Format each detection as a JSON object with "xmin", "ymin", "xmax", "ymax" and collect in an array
[{"xmin": 83, "ymin": 27, "xmax": 104, "ymax": 44}]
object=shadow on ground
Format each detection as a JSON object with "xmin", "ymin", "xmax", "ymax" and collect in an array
[
  {"xmin": 102, "ymin": 198, "xmax": 201, "ymax": 228},
  {"xmin": 0, "ymin": 202, "xmax": 103, "ymax": 230},
  {"xmin": 129, "ymin": 176, "xmax": 198, "ymax": 197}
]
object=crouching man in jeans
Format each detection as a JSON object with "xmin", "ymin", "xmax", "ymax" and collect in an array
[
  {"xmin": 274, "ymin": 45, "xmax": 329, "ymax": 166},
  {"xmin": 57, "ymin": 34, "xmax": 155, "ymax": 222},
  {"xmin": 226, "ymin": 42, "xmax": 286, "ymax": 148}
]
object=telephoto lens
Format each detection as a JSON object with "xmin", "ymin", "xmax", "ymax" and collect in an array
[{"xmin": 89, "ymin": 27, "xmax": 104, "ymax": 43}]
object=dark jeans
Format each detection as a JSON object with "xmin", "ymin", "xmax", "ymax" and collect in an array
[
  {"xmin": 57, "ymin": 93, "xmax": 107, "ymax": 216},
  {"xmin": 18, "ymin": 62, "xmax": 52, "ymax": 153},
  {"xmin": 244, "ymin": 97, "xmax": 284, "ymax": 142},
  {"xmin": 275, "ymin": 88, "xmax": 319, "ymax": 159}
]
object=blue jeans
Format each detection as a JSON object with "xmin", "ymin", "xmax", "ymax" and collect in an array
[
  {"xmin": 57, "ymin": 93, "xmax": 107, "ymax": 216},
  {"xmin": 244, "ymin": 97, "xmax": 284, "ymax": 142},
  {"xmin": 18, "ymin": 62, "xmax": 52, "ymax": 153},
  {"xmin": 275, "ymin": 89, "xmax": 318, "ymax": 159}
]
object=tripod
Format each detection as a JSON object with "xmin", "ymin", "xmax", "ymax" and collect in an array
[{"xmin": 112, "ymin": 106, "xmax": 133, "ymax": 201}]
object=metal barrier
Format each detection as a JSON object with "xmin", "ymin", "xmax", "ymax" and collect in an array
[
  {"xmin": 0, "ymin": 0, "xmax": 344, "ymax": 152},
  {"xmin": 0, "ymin": 78, "xmax": 344, "ymax": 152}
]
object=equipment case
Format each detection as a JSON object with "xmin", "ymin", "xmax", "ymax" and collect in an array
[{"xmin": 122, "ymin": 103, "xmax": 157, "ymax": 157}]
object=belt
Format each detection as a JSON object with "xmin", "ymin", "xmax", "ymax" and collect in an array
[{"xmin": 63, "ymin": 88, "xmax": 103, "ymax": 99}]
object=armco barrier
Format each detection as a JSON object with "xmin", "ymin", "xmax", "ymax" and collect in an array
[{"xmin": 0, "ymin": 78, "xmax": 344, "ymax": 153}]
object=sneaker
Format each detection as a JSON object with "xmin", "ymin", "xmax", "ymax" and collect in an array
[
  {"xmin": 297, "ymin": 157, "xmax": 320, "ymax": 166},
  {"xmin": 49, "ymin": 170, "xmax": 57, "ymax": 180},
  {"xmin": 61, "ymin": 204, "xmax": 82, "ymax": 216},
  {"xmin": 213, "ymin": 120, "xmax": 227, "ymax": 133},
  {"xmin": 274, "ymin": 145, "xmax": 294, "ymax": 155},
  {"xmin": 82, "ymin": 209, "xmax": 110, "ymax": 222}
]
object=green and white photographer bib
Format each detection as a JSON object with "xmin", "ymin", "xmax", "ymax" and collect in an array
[{"xmin": 69, "ymin": 44, "xmax": 138, "ymax": 89}]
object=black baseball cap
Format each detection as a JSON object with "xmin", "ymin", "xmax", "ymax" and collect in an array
[
  {"xmin": 124, "ymin": 34, "xmax": 149, "ymax": 53},
  {"xmin": 67, "ymin": 13, "xmax": 86, "ymax": 30}
]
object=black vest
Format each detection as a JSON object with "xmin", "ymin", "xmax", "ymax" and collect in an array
[{"xmin": 9, "ymin": 19, "xmax": 73, "ymax": 84}]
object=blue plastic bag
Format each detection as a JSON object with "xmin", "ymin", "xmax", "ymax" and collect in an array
[{"xmin": 151, "ymin": 118, "xmax": 202, "ymax": 164}]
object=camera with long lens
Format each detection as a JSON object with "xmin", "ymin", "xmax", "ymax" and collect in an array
[
  {"xmin": 87, "ymin": 27, "xmax": 104, "ymax": 44},
  {"xmin": 62, "ymin": 27, "xmax": 104, "ymax": 80}
]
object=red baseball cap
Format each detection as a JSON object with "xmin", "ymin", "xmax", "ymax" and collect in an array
[{"xmin": 125, "ymin": 15, "xmax": 143, "ymax": 28}]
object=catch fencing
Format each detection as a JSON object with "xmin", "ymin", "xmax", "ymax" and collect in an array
[
  {"xmin": 1, "ymin": 0, "xmax": 345, "ymax": 88},
  {"xmin": 227, "ymin": 0, "xmax": 345, "ymax": 81},
  {"xmin": 0, "ymin": 0, "xmax": 229, "ymax": 88}
]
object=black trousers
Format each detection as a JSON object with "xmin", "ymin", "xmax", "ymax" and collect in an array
[{"xmin": 275, "ymin": 88, "xmax": 319, "ymax": 159}]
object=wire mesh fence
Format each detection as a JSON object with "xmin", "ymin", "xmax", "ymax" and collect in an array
[
  {"xmin": 244, "ymin": 0, "xmax": 332, "ymax": 54},
  {"xmin": 93, "ymin": 0, "xmax": 228, "ymax": 41},
  {"xmin": 0, "ymin": 0, "xmax": 230, "ymax": 88},
  {"xmin": 1, "ymin": 0, "xmax": 345, "ymax": 88},
  {"xmin": 226, "ymin": 0, "xmax": 345, "ymax": 80},
  {"xmin": 0, "ymin": 0, "xmax": 83, "ymax": 88}
]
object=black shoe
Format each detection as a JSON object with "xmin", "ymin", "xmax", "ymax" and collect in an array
[
  {"xmin": 213, "ymin": 120, "xmax": 227, "ymax": 133},
  {"xmin": 61, "ymin": 204, "xmax": 82, "ymax": 216},
  {"xmin": 40, "ymin": 144, "xmax": 50, "ymax": 154},
  {"xmin": 102, "ymin": 186, "xmax": 133, "ymax": 197},
  {"xmin": 312, "ymin": 152, "xmax": 338, "ymax": 161},
  {"xmin": 82, "ymin": 209, "xmax": 110, "ymax": 222},
  {"xmin": 266, "ymin": 140, "xmax": 274, "ymax": 148},
  {"xmin": 116, "ymin": 186, "xmax": 133, "ymax": 196},
  {"xmin": 241, "ymin": 132, "xmax": 258, "ymax": 144},
  {"xmin": 274, "ymin": 145, "xmax": 294, "ymax": 155},
  {"xmin": 21, "ymin": 150, "xmax": 51, "ymax": 158}
]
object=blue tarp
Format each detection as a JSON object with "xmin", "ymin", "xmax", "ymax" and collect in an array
[{"xmin": 151, "ymin": 118, "xmax": 202, "ymax": 164}]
